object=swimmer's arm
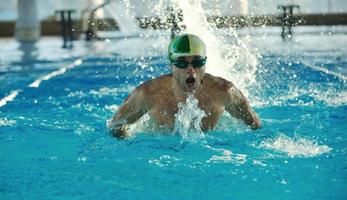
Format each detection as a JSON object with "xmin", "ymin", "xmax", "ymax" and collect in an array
[
  {"xmin": 225, "ymin": 86, "xmax": 262, "ymax": 130},
  {"xmin": 109, "ymin": 89, "xmax": 147, "ymax": 139}
]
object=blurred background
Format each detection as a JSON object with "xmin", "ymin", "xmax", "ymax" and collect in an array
[{"xmin": 0, "ymin": 0, "xmax": 347, "ymax": 41}]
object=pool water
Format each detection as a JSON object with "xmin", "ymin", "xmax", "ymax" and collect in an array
[{"xmin": 0, "ymin": 27, "xmax": 346, "ymax": 199}]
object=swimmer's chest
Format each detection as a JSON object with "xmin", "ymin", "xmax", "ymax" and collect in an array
[
  {"xmin": 147, "ymin": 98, "xmax": 179, "ymax": 128},
  {"xmin": 147, "ymin": 95, "xmax": 224, "ymax": 129},
  {"xmin": 198, "ymin": 97, "xmax": 225, "ymax": 130}
]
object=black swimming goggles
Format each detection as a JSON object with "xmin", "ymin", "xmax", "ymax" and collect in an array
[{"xmin": 170, "ymin": 57, "xmax": 207, "ymax": 69}]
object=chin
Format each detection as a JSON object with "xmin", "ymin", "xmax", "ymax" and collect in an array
[
  {"xmin": 184, "ymin": 87, "xmax": 195, "ymax": 93},
  {"xmin": 184, "ymin": 83, "xmax": 198, "ymax": 92}
]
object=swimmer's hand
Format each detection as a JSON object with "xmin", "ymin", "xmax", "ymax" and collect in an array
[
  {"xmin": 225, "ymin": 83, "xmax": 262, "ymax": 130},
  {"xmin": 109, "ymin": 124, "xmax": 130, "ymax": 139},
  {"xmin": 109, "ymin": 86, "xmax": 147, "ymax": 139},
  {"xmin": 250, "ymin": 119, "xmax": 262, "ymax": 130}
]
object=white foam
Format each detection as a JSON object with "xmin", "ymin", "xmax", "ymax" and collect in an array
[
  {"xmin": 105, "ymin": 104, "xmax": 119, "ymax": 112},
  {"xmin": 205, "ymin": 145, "xmax": 247, "ymax": 165},
  {"xmin": 173, "ymin": 94, "xmax": 206, "ymax": 141},
  {"xmin": 128, "ymin": 113, "xmax": 152, "ymax": 134},
  {"xmin": 106, "ymin": 112, "xmax": 158, "ymax": 137},
  {"xmin": 310, "ymin": 88, "xmax": 347, "ymax": 106},
  {"xmin": 252, "ymin": 160, "xmax": 267, "ymax": 167},
  {"xmin": 77, "ymin": 156, "xmax": 87, "ymax": 162},
  {"xmin": 67, "ymin": 91, "xmax": 87, "ymax": 98},
  {"xmin": 259, "ymin": 133, "xmax": 332, "ymax": 158},
  {"xmin": 148, "ymin": 155, "xmax": 179, "ymax": 167},
  {"xmin": 75, "ymin": 124, "xmax": 95, "ymax": 136},
  {"xmin": 89, "ymin": 86, "xmax": 135, "ymax": 97},
  {"xmin": 254, "ymin": 84, "xmax": 347, "ymax": 107},
  {"xmin": 0, "ymin": 118, "xmax": 16, "ymax": 126}
]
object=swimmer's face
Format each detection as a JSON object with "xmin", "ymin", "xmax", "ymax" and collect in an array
[{"xmin": 171, "ymin": 55, "xmax": 206, "ymax": 92}]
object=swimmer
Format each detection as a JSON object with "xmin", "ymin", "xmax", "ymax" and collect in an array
[{"xmin": 109, "ymin": 34, "xmax": 261, "ymax": 138}]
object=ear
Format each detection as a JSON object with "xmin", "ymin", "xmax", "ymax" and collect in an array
[{"xmin": 200, "ymin": 65, "xmax": 206, "ymax": 72}]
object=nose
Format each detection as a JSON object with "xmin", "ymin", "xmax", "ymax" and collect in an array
[{"xmin": 187, "ymin": 64, "xmax": 196, "ymax": 74}]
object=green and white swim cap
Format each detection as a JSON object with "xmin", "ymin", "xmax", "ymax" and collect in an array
[{"xmin": 168, "ymin": 34, "xmax": 206, "ymax": 61}]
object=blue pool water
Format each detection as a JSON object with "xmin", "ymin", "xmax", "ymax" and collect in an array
[{"xmin": 0, "ymin": 27, "xmax": 346, "ymax": 199}]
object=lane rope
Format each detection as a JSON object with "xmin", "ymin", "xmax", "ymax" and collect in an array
[{"xmin": 0, "ymin": 58, "xmax": 82, "ymax": 108}]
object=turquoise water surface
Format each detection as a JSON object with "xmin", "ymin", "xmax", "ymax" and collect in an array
[{"xmin": 0, "ymin": 28, "xmax": 346, "ymax": 199}]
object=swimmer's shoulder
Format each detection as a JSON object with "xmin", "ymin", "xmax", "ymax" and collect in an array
[
  {"xmin": 204, "ymin": 73, "xmax": 242, "ymax": 104},
  {"xmin": 204, "ymin": 73, "xmax": 236, "ymax": 92},
  {"xmin": 135, "ymin": 74, "xmax": 172, "ymax": 96}
]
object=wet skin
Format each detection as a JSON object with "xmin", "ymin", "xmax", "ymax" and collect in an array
[{"xmin": 110, "ymin": 56, "xmax": 261, "ymax": 138}]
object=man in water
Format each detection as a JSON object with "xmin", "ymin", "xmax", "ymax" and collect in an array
[{"xmin": 109, "ymin": 34, "xmax": 261, "ymax": 138}]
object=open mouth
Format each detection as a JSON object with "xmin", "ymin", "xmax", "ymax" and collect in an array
[{"xmin": 185, "ymin": 77, "xmax": 196, "ymax": 87}]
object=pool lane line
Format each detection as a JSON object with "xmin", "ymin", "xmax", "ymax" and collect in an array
[
  {"xmin": 0, "ymin": 89, "xmax": 22, "ymax": 107},
  {"xmin": 29, "ymin": 59, "xmax": 83, "ymax": 88},
  {"xmin": 300, "ymin": 59, "xmax": 347, "ymax": 82},
  {"xmin": 0, "ymin": 58, "xmax": 83, "ymax": 108}
]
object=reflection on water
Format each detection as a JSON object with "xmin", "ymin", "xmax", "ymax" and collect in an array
[{"xmin": 18, "ymin": 42, "xmax": 38, "ymax": 63}]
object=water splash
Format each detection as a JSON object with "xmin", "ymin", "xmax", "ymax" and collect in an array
[
  {"xmin": 75, "ymin": 124, "xmax": 95, "ymax": 136},
  {"xmin": 103, "ymin": 2, "xmax": 140, "ymax": 35},
  {"xmin": 0, "ymin": 118, "xmax": 16, "ymax": 127},
  {"xmin": 173, "ymin": 94, "xmax": 206, "ymax": 141},
  {"xmin": 170, "ymin": 0, "xmax": 259, "ymax": 93},
  {"xmin": 253, "ymin": 82, "xmax": 347, "ymax": 107},
  {"xmin": 89, "ymin": 86, "xmax": 135, "ymax": 97},
  {"xmin": 129, "ymin": 0, "xmax": 259, "ymax": 95},
  {"xmin": 128, "ymin": 114, "xmax": 154, "ymax": 135},
  {"xmin": 148, "ymin": 155, "xmax": 180, "ymax": 167},
  {"xmin": 104, "ymin": 104, "xmax": 119, "ymax": 113},
  {"xmin": 205, "ymin": 145, "xmax": 247, "ymax": 165},
  {"xmin": 259, "ymin": 133, "xmax": 332, "ymax": 158}
]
